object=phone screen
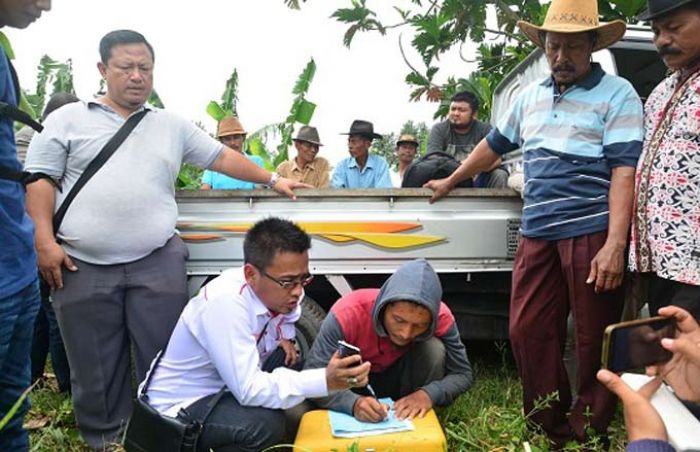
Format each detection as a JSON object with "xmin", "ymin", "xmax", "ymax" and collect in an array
[
  {"xmin": 337, "ymin": 340, "xmax": 361, "ymax": 361},
  {"xmin": 602, "ymin": 317, "xmax": 676, "ymax": 373}
]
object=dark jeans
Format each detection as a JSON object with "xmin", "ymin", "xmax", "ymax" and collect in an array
[
  {"xmin": 648, "ymin": 273, "xmax": 700, "ymax": 320},
  {"xmin": 180, "ymin": 392, "xmax": 285, "ymax": 452},
  {"xmin": 178, "ymin": 347, "xmax": 293, "ymax": 452},
  {"xmin": 31, "ymin": 276, "xmax": 70, "ymax": 392},
  {"xmin": 0, "ymin": 279, "xmax": 40, "ymax": 452}
]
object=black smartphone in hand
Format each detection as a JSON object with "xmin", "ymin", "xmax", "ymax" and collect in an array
[
  {"xmin": 337, "ymin": 340, "xmax": 362, "ymax": 367},
  {"xmin": 601, "ymin": 316, "xmax": 676, "ymax": 373}
]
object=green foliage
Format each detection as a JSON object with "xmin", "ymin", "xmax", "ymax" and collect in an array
[
  {"xmin": 147, "ymin": 89, "xmax": 165, "ymax": 109},
  {"xmin": 206, "ymin": 68, "xmax": 240, "ymax": 121},
  {"xmin": 0, "ymin": 383, "xmax": 35, "ymax": 431},
  {"xmin": 289, "ymin": 0, "xmax": 647, "ymax": 120},
  {"xmin": 371, "ymin": 120, "xmax": 429, "ymax": 170},
  {"xmin": 176, "ymin": 163, "xmax": 204, "ymax": 190},
  {"xmin": 273, "ymin": 58, "xmax": 317, "ymax": 166},
  {"xmin": 25, "ymin": 55, "xmax": 75, "ymax": 119}
]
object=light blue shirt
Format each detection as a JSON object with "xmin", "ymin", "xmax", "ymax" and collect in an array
[
  {"xmin": 331, "ymin": 154, "xmax": 392, "ymax": 188},
  {"xmin": 201, "ymin": 155, "xmax": 264, "ymax": 190},
  {"xmin": 487, "ymin": 63, "xmax": 643, "ymax": 240}
]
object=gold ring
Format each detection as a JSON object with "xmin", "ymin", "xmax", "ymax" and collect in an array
[{"xmin": 347, "ymin": 376, "xmax": 358, "ymax": 386}]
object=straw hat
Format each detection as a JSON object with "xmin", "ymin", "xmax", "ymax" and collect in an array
[
  {"xmin": 517, "ymin": 0, "xmax": 626, "ymax": 52},
  {"xmin": 396, "ymin": 134, "xmax": 419, "ymax": 147},
  {"xmin": 217, "ymin": 116, "xmax": 246, "ymax": 138},
  {"xmin": 293, "ymin": 126, "xmax": 323, "ymax": 146}
]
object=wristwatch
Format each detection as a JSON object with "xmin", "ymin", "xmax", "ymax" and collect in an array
[{"xmin": 266, "ymin": 172, "xmax": 280, "ymax": 188}]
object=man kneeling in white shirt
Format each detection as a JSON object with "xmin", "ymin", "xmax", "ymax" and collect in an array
[{"xmin": 141, "ymin": 218, "xmax": 371, "ymax": 451}]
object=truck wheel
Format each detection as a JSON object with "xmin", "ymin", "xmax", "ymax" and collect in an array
[{"xmin": 296, "ymin": 296, "xmax": 326, "ymax": 360}]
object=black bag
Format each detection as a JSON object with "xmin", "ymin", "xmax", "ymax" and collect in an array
[
  {"xmin": 401, "ymin": 151, "xmax": 473, "ymax": 188},
  {"xmin": 123, "ymin": 398, "xmax": 202, "ymax": 452},
  {"xmin": 123, "ymin": 349, "xmax": 225, "ymax": 452}
]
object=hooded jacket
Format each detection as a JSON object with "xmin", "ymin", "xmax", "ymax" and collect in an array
[{"xmin": 305, "ymin": 259, "xmax": 473, "ymax": 414}]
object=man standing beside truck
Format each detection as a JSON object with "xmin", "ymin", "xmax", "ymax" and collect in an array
[
  {"xmin": 629, "ymin": 0, "xmax": 700, "ymax": 320},
  {"xmin": 425, "ymin": 0, "xmax": 643, "ymax": 446},
  {"xmin": 24, "ymin": 29, "xmax": 308, "ymax": 450}
]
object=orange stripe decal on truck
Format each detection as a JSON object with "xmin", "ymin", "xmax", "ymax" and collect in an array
[{"xmin": 178, "ymin": 222, "xmax": 445, "ymax": 250}]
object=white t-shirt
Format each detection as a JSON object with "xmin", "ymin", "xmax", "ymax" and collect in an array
[{"xmin": 142, "ymin": 267, "xmax": 327, "ymax": 417}]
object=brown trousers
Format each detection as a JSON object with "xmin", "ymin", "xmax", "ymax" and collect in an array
[{"xmin": 509, "ymin": 231, "xmax": 623, "ymax": 445}]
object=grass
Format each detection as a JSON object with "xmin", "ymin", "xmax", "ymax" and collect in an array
[{"xmin": 25, "ymin": 342, "xmax": 628, "ymax": 451}]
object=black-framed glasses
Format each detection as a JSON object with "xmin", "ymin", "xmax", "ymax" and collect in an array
[{"xmin": 258, "ymin": 268, "xmax": 314, "ymax": 290}]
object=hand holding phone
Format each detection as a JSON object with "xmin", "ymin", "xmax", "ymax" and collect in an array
[
  {"xmin": 602, "ymin": 316, "xmax": 677, "ymax": 373},
  {"xmin": 337, "ymin": 340, "xmax": 361, "ymax": 361}
]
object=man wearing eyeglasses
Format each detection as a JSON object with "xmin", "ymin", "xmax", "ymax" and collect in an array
[{"xmin": 142, "ymin": 218, "xmax": 370, "ymax": 451}]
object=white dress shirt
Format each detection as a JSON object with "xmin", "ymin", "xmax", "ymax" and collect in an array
[{"xmin": 142, "ymin": 267, "xmax": 327, "ymax": 417}]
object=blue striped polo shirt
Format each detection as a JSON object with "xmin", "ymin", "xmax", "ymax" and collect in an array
[{"xmin": 487, "ymin": 63, "xmax": 643, "ymax": 240}]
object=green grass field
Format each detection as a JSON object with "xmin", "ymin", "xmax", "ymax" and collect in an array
[{"xmin": 25, "ymin": 341, "xmax": 627, "ymax": 451}]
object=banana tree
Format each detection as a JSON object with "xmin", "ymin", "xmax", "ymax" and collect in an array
[
  {"xmin": 273, "ymin": 58, "xmax": 317, "ymax": 166},
  {"xmin": 247, "ymin": 58, "xmax": 318, "ymax": 168},
  {"xmin": 25, "ymin": 55, "xmax": 75, "ymax": 118},
  {"xmin": 206, "ymin": 69, "xmax": 239, "ymax": 122}
]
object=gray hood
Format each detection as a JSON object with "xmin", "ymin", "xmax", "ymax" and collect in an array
[{"xmin": 372, "ymin": 259, "xmax": 443, "ymax": 342}]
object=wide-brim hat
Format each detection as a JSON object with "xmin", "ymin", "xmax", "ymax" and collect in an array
[
  {"xmin": 638, "ymin": 0, "xmax": 695, "ymax": 21},
  {"xmin": 293, "ymin": 125, "xmax": 323, "ymax": 146},
  {"xmin": 341, "ymin": 119, "xmax": 382, "ymax": 140},
  {"xmin": 396, "ymin": 133, "xmax": 419, "ymax": 147},
  {"xmin": 217, "ymin": 116, "xmax": 246, "ymax": 138},
  {"xmin": 517, "ymin": 0, "xmax": 626, "ymax": 52}
]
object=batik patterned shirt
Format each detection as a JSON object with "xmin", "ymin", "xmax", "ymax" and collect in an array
[{"xmin": 630, "ymin": 68, "xmax": 700, "ymax": 285}]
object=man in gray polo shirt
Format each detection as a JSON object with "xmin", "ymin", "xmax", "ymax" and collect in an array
[{"xmin": 24, "ymin": 29, "xmax": 307, "ymax": 450}]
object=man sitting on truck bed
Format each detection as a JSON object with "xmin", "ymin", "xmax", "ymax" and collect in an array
[
  {"xmin": 304, "ymin": 259, "xmax": 472, "ymax": 422},
  {"xmin": 331, "ymin": 119, "xmax": 392, "ymax": 188},
  {"xmin": 425, "ymin": 0, "xmax": 644, "ymax": 446},
  {"xmin": 140, "ymin": 218, "xmax": 370, "ymax": 451},
  {"xmin": 426, "ymin": 90, "xmax": 507, "ymax": 188}
]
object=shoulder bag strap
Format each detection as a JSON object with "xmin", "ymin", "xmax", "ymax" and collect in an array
[
  {"xmin": 140, "ymin": 342, "xmax": 226, "ymax": 424},
  {"xmin": 52, "ymin": 109, "xmax": 148, "ymax": 234}
]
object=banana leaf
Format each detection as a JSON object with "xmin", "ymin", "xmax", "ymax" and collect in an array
[
  {"xmin": 206, "ymin": 101, "xmax": 226, "ymax": 122},
  {"xmin": 294, "ymin": 100, "xmax": 316, "ymax": 125}
]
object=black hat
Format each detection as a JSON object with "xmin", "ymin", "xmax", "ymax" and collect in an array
[
  {"xmin": 638, "ymin": 0, "xmax": 696, "ymax": 21},
  {"xmin": 341, "ymin": 120, "xmax": 382, "ymax": 140}
]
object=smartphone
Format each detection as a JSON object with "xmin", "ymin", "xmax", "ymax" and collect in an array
[
  {"xmin": 601, "ymin": 316, "xmax": 676, "ymax": 373},
  {"xmin": 337, "ymin": 340, "xmax": 361, "ymax": 359}
]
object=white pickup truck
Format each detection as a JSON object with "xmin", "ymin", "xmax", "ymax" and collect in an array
[{"xmin": 176, "ymin": 26, "xmax": 664, "ymax": 351}]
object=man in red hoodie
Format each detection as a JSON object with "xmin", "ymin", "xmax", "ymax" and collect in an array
[{"xmin": 304, "ymin": 259, "xmax": 472, "ymax": 421}]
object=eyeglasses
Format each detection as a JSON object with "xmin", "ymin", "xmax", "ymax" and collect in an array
[{"xmin": 258, "ymin": 268, "xmax": 314, "ymax": 290}]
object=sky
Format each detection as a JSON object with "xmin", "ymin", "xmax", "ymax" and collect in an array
[{"xmin": 6, "ymin": 0, "xmax": 478, "ymax": 165}]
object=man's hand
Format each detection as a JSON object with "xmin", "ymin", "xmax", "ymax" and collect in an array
[
  {"xmin": 393, "ymin": 389, "xmax": 433, "ymax": 420},
  {"xmin": 37, "ymin": 241, "xmax": 77, "ymax": 290},
  {"xmin": 423, "ymin": 177, "xmax": 455, "ymax": 204},
  {"xmin": 649, "ymin": 306, "xmax": 700, "ymax": 403},
  {"xmin": 587, "ymin": 241, "xmax": 625, "ymax": 293},
  {"xmin": 325, "ymin": 351, "xmax": 370, "ymax": 391},
  {"xmin": 352, "ymin": 396, "xmax": 389, "ymax": 423},
  {"xmin": 272, "ymin": 177, "xmax": 312, "ymax": 200},
  {"xmin": 597, "ymin": 369, "xmax": 667, "ymax": 442},
  {"xmin": 279, "ymin": 339, "xmax": 298, "ymax": 367}
]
